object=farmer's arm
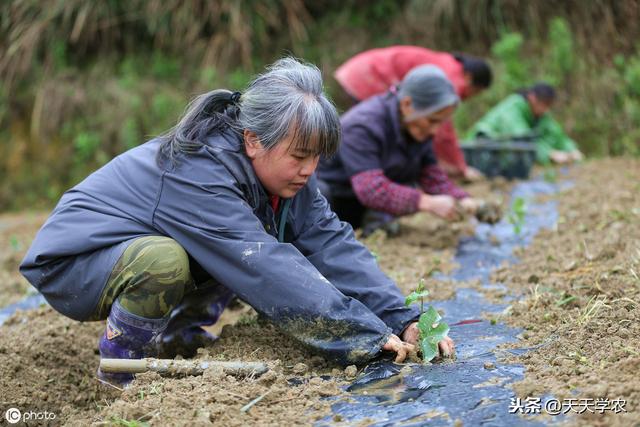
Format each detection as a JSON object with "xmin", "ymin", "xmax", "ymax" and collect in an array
[
  {"xmin": 341, "ymin": 123, "xmax": 422, "ymax": 216},
  {"xmin": 419, "ymin": 142, "xmax": 480, "ymax": 216},
  {"xmin": 153, "ymin": 174, "xmax": 392, "ymax": 365},
  {"xmin": 290, "ymin": 178, "xmax": 420, "ymax": 337},
  {"xmin": 536, "ymin": 114, "xmax": 579, "ymax": 163},
  {"xmin": 418, "ymin": 152, "xmax": 469, "ymax": 200}
]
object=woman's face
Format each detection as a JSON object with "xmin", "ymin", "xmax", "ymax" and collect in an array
[
  {"xmin": 400, "ymin": 97, "xmax": 456, "ymax": 142},
  {"xmin": 244, "ymin": 130, "xmax": 320, "ymax": 198},
  {"xmin": 528, "ymin": 93, "xmax": 553, "ymax": 117}
]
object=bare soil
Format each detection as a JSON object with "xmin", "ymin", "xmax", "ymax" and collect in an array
[
  {"xmin": 488, "ymin": 158, "xmax": 640, "ymax": 427},
  {"xmin": 0, "ymin": 158, "xmax": 637, "ymax": 426},
  {"xmin": 0, "ymin": 211, "xmax": 48, "ymax": 307}
]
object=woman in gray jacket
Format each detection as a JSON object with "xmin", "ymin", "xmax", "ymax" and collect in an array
[{"xmin": 20, "ymin": 58, "xmax": 453, "ymax": 386}]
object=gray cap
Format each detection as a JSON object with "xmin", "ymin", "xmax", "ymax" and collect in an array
[{"xmin": 397, "ymin": 65, "xmax": 459, "ymax": 118}]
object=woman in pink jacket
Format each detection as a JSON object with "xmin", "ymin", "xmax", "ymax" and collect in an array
[{"xmin": 335, "ymin": 46, "xmax": 492, "ymax": 180}]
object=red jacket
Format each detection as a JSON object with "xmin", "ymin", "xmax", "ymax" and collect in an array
[{"xmin": 335, "ymin": 46, "xmax": 469, "ymax": 173}]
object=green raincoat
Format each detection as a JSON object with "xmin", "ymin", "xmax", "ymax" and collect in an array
[{"xmin": 466, "ymin": 94, "xmax": 577, "ymax": 164}]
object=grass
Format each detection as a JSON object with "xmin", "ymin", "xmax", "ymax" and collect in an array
[
  {"xmin": 575, "ymin": 295, "xmax": 610, "ymax": 326},
  {"xmin": 0, "ymin": 4, "xmax": 639, "ymax": 209},
  {"xmin": 108, "ymin": 417, "xmax": 150, "ymax": 427}
]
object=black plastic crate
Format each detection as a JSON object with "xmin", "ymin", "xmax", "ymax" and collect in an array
[{"xmin": 462, "ymin": 138, "xmax": 537, "ymax": 179}]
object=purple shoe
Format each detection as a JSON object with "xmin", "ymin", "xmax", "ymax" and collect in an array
[
  {"xmin": 158, "ymin": 283, "xmax": 234, "ymax": 358},
  {"xmin": 97, "ymin": 300, "xmax": 169, "ymax": 388},
  {"xmin": 158, "ymin": 326, "xmax": 218, "ymax": 359}
]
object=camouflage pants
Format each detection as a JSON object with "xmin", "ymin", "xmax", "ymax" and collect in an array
[{"xmin": 90, "ymin": 236, "xmax": 194, "ymax": 320}]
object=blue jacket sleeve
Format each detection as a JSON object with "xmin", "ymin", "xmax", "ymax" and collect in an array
[
  {"xmin": 152, "ymin": 171, "xmax": 392, "ymax": 365},
  {"xmin": 290, "ymin": 179, "xmax": 420, "ymax": 336}
]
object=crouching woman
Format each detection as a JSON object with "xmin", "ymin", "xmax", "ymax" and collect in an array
[{"xmin": 20, "ymin": 58, "xmax": 453, "ymax": 386}]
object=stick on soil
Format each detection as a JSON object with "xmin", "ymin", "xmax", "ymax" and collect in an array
[{"xmin": 100, "ymin": 358, "xmax": 269, "ymax": 377}]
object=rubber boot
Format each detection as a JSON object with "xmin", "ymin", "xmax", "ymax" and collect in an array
[
  {"xmin": 158, "ymin": 283, "xmax": 234, "ymax": 358},
  {"xmin": 362, "ymin": 210, "xmax": 400, "ymax": 237},
  {"xmin": 97, "ymin": 300, "xmax": 169, "ymax": 388}
]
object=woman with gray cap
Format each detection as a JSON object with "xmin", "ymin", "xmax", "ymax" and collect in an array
[{"xmin": 318, "ymin": 65, "xmax": 479, "ymax": 234}]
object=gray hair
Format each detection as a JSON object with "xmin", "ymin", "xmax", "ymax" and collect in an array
[
  {"xmin": 397, "ymin": 65, "xmax": 459, "ymax": 118},
  {"xmin": 158, "ymin": 57, "xmax": 340, "ymax": 165}
]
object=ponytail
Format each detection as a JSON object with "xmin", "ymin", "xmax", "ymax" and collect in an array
[{"xmin": 157, "ymin": 89, "xmax": 242, "ymax": 166}]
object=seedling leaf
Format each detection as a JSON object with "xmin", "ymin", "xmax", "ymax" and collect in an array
[
  {"xmin": 405, "ymin": 290, "xmax": 430, "ymax": 307},
  {"xmin": 508, "ymin": 197, "xmax": 526, "ymax": 235},
  {"xmin": 417, "ymin": 307, "xmax": 449, "ymax": 362},
  {"xmin": 420, "ymin": 338, "xmax": 438, "ymax": 362},
  {"xmin": 428, "ymin": 322, "xmax": 450, "ymax": 344},
  {"xmin": 419, "ymin": 306, "xmax": 441, "ymax": 329}
]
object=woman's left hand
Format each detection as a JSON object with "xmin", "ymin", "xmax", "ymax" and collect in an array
[
  {"xmin": 458, "ymin": 197, "xmax": 480, "ymax": 215},
  {"xmin": 402, "ymin": 322, "xmax": 456, "ymax": 358}
]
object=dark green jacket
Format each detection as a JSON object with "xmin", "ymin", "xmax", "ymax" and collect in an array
[{"xmin": 466, "ymin": 94, "xmax": 577, "ymax": 163}]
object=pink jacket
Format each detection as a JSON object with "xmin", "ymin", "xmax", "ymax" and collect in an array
[
  {"xmin": 335, "ymin": 46, "xmax": 469, "ymax": 101},
  {"xmin": 335, "ymin": 46, "xmax": 470, "ymax": 173}
]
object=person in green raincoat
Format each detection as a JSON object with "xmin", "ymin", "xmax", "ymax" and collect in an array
[{"xmin": 466, "ymin": 83, "xmax": 583, "ymax": 164}]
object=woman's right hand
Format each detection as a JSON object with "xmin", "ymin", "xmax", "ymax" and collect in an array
[
  {"xmin": 382, "ymin": 334, "xmax": 415, "ymax": 363},
  {"xmin": 418, "ymin": 194, "xmax": 458, "ymax": 220},
  {"xmin": 549, "ymin": 150, "xmax": 570, "ymax": 164}
]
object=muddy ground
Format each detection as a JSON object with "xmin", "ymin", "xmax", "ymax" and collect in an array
[{"xmin": 0, "ymin": 158, "xmax": 637, "ymax": 426}]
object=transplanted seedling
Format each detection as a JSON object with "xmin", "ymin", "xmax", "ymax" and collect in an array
[
  {"xmin": 507, "ymin": 197, "xmax": 526, "ymax": 235},
  {"xmin": 405, "ymin": 279, "xmax": 450, "ymax": 362},
  {"xmin": 543, "ymin": 166, "xmax": 557, "ymax": 183}
]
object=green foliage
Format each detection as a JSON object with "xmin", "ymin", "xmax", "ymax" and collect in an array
[
  {"xmin": 151, "ymin": 53, "xmax": 180, "ymax": 80},
  {"xmin": 405, "ymin": 279, "xmax": 450, "ymax": 363},
  {"xmin": 150, "ymin": 93, "xmax": 182, "ymax": 133},
  {"xmin": 545, "ymin": 18, "xmax": 574, "ymax": 85},
  {"xmin": 417, "ymin": 306, "xmax": 450, "ymax": 362},
  {"xmin": 199, "ymin": 67, "xmax": 218, "ymax": 89},
  {"xmin": 491, "ymin": 32, "xmax": 527, "ymax": 91},
  {"xmin": 508, "ymin": 197, "xmax": 526, "ymax": 235},
  {"xmin": 622, "ymin": 56, "xmax": 640, "ymax": 96},
  {"xmin": 404, "ymin": 279, "xmax": 429, "ymax": 312},
  {"xmin": 73, "ymin": 132, "xmax": 101, "ymax": 162},
  {"xmin": 120, "ymin": 118, "xmax": 141, "ymax": 151},
  {"xmin": 0, "ymin": 86, "xmax": 7, "ymax": 127},
  {"xmin": 51, "ymin": 40, "xmax": 68, "ymax": 72},
  {"xmin": 227, "ymin": 69, "xmax": 254, "ymax": 91},
  {"xmin": 1, "ymin": 2, "xmax": 640, "ymax": 210}
]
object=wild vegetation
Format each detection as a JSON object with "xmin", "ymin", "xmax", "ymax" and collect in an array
[{"xmin": 1, "ymin": 0, "xmax": 639, "ymax": 209}]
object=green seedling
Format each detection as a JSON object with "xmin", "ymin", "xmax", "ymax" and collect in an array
[
  {"xmin": 405, "ymin": 279, "xmax": 450, "ymax": 362},
  {"xmin": 507, "ymin": 197, "xmax": 526, "ymax": 235},
  {"xmin": 9, "ymin": 235, "xmax": 20, "ymax": 251},
  {"xmin": 555, "ymin": 294, "xmax": 576, "ymax": 307},
  {"xmin": 543, "ymin": 167, "xmax": 557, "ymax": 183}
]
